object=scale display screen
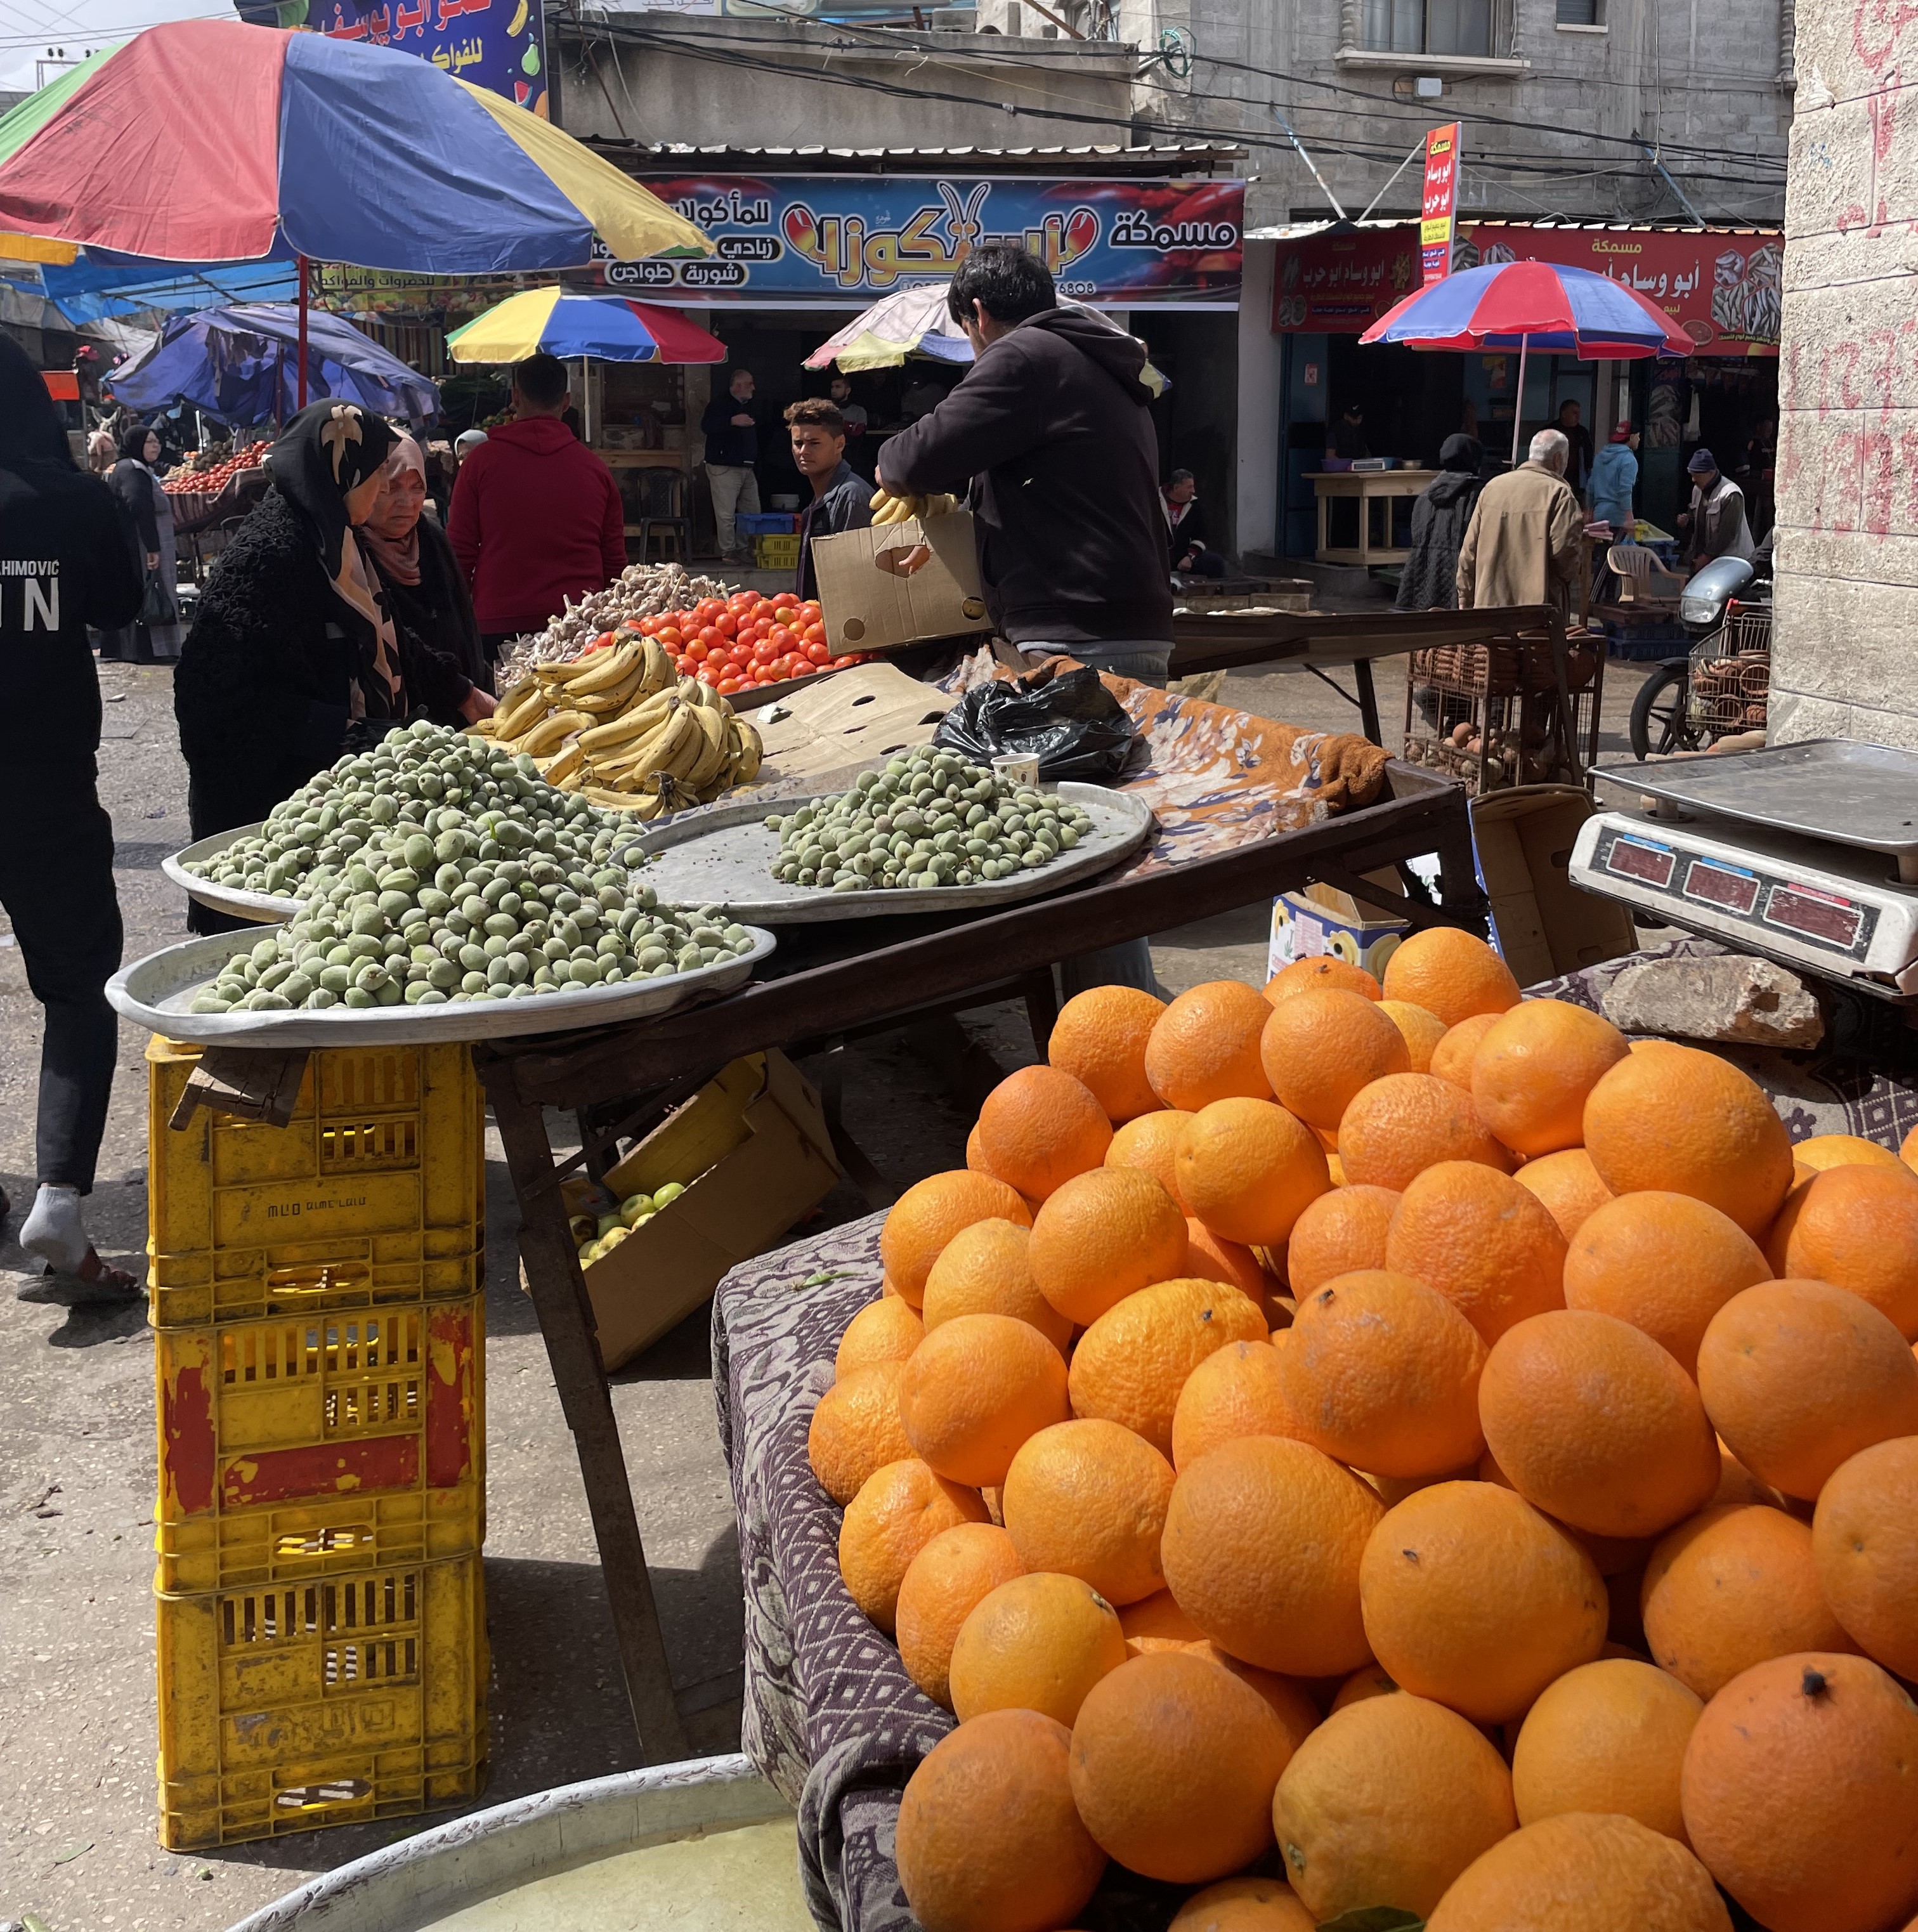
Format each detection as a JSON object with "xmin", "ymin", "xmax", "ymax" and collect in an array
[
  {"xmin": 1605, "ymin": 836, "xmax": 1676, "ymax": 888},
  {"xmin": 1765, "ymin": 884, "xmax": 1865, "ymax": 950},
  {"xmin": 1586, "ymin": 823, "xmax": 1882, "ymax": 965},
  {"xmin": 1683, "ymin": 858, "xmax": 1761, "ymax": 915}
]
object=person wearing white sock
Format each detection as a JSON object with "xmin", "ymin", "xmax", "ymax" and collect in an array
[{"xmin": 1, "ymin": 332, "xmax": 144, "ymax": 1302}]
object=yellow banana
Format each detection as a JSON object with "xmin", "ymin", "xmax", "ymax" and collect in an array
[
  {"xmin": 544, "ymin": 741, "xmax": 586, "ymax": 787},
  {"xmin": 494, "ymin": 681, "xmax": 550, "ymax": 738},
  {"xmin": 604, "ymin": 703, "xmax": 696, "ymax": 785},
  {"xmin": 730, "ymin": 715, "xmax": 763, "ymax": 784},
  {"xmin": 507, "ymin": 0, "xmax": 528, "ymax": 32},
  {"xmin": 660, "ymin": 708, "xmax": 708, "ymax": 783},
  {"xmin": 565, "ymin": 639, "xmax": 642, "ymax": 696},
  {"xmin": 870, "ymin": 486, "xmax": 894, "ymax": 512},
  {"xmin": 579, "ymin": 688, "xmax": 676, "ymax": 754},
  {"xmin": 520, "ymin": 708, "xmax": 590, "ymax": 758},
  {"xmin": 681, "ymin": 703, "xmax": 731, "ymax": 792},
  {"xmin": 572, "ymin": 659, "xmax": 650, "ymax": 714},
  {"xmin": 637, "ymin": 637, "xmax": 675, "ymax": 696}
]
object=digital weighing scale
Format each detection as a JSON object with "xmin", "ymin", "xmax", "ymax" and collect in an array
[{"xmin": 1570, "ymin": 740, "xmax": 1918, "ymax": 1005}]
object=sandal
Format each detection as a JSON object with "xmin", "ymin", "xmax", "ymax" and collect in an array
[{"xmin": 15, "ymin": 1247, "xmax": 144, "ymax": 1306}]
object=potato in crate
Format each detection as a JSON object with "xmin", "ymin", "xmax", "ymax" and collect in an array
[
  {"xmin": 147, "ymin": 1037, "xmax": 485, "ymax": 1324},
  {"xmin": 156, "ymin": 1553, "xmax": 486, "ymax": 1850},
  {"xmin": 153, "ymin": 1293, "xmax": 483, "ymax": 1593}
]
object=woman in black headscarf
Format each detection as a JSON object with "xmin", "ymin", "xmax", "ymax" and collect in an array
[
  {"xmin": 100, "ymin": 421, "xmax": 184, "ymax": 663},
  {"xmin": 0, "ymin": 332, "xmax": 146, "ymax": 1293},
  {"xmin": 1395, "ymin": 434, "xmax": 1485, "ymax": 612}
]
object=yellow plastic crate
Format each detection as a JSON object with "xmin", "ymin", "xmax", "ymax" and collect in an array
[
  {"xmin": 156, "ymin": 1554, "xmax": 487, "ymax": 1850},
  {"xmin": 147, "ymin": 1038, "xmax": 485, "ymax": 1326},
  {"xmin": 754, "ymin": 533, "xmax": 801, "ymax": 566},
  {"xmin": 153, "ymin": 1294, "xmax": 484, "ymax": 1593}
]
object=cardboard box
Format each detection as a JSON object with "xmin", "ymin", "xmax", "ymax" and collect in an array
[
  {"xmin": 745, "ymin": 659, "xmax": 953, "ymax": 791},
  {"xmin": 812, "ymin": 510, "xmax": 990, "ymax": 653},
  {"xmin": 1471, "ymin": 785, "xmax": 1638, "ymax": 986},
  {"xmin": 1269, "ymin": 875, "xmax": 1412, "ymax": 983},
  {"xmin": 578, "ymin": 1052, "xmax": 842, "ymax": 1369}
]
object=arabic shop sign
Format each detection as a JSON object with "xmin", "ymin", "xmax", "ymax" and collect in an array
[
  {"xmin": 595, "ymin": 175, "xmax": 1244, "ymax": 305},
  {"xmin": 318, "ymin": 0, "xmax": 549, "ymax": 115},
  {"xmin": 1272, "ymin": 221, "xmax": 1781, "ymax": 356}
]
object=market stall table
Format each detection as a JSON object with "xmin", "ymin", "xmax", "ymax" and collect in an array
[
  {"xmin": 1307, "ymin": 467, "xmax": 1435, "ymax": 567},
  {"xmin": 469, "ymin": 677, "xmax": 1493, "ymax": 1768}
]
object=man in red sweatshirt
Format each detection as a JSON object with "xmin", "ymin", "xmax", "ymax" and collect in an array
[{"xmin": 447, "ymin": 352, "xmax": 626, "ymax": 666}]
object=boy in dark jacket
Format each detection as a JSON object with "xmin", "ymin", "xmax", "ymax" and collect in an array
[
  {"xmin": 786, "ymin": 396, "xmax": 873, "ymax": 603},
  {"xmin": 0, "ymin": 334, "xmax": 145, "ymax": 1296},
  {"xmin": 879, "ymin": 245, "xmax": 1173, "ymax": 687}
]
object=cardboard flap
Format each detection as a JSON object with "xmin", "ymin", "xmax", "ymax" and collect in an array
[
  {"xmin": 813, "ymin": 511, "xmax": 989, "ymax": 653},
  {"xmin": 1471, "ymin": 784, "xmax": 1638, "ymax": 982},
  {"xmin": 749, "ymin": 660, "xmax": 953, "ymax": 792}
]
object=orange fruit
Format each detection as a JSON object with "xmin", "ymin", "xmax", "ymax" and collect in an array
[
  {"xmin": 1697, "ymin": 1279, "xmax": 1918, "ymax": 1499},
  {"xmin": 838, "ymin": 1459, "xmax": 989, "ymax": 1634},
  {"xmin": 1358, "ymin": 1481, "xmax": 1607, "ymax": 1723},
  {"xmin": 882, "ymin": 1170, "xmax": 1033, "ymax": 1308},
  {"xmin": 1426, "ymin": 1811, "xmax": 1732, "ymax": 1932},
  {"xmin": 1118, "ymin": 1588, "xmax": 1204, "ymax": 1654},
  {"xmin": 898, "ymin": 1312, "xmax": 1071, "ymax": 1488},
  {"xmin": 963, "ymin": 1120, "xmax": 997, "ymax": 1179},
  {"xmin": 1381, "ymin": 926, "xmax": 1521, "ymax": 1029},
  {"xmin": 1145, "ymin": 979, "xmax": 1277, "ymax": 1111},
  {"xmin": 1761, "ymin": 1165, "xmax": 1815, "ymax": 1274},
  {"xmin": 1185, "ymin": 1218, "xmax": 1278, "ymax": 1303},
  {"xmin": 1176, "ymin": 1098, "xmax": 1330, "ymax": 1246},
  {"xmin": 1047, "ymin": 983, "xmax": 1166, "ymax": 1123},
  {"xmin": 1581, "ymin": 1043, "xmax": 1794, "ymax": 1237},
  {"xmin": 1272, "ymin": 1691, "xmax": 1516, "ymax": 1921},
  {"xmin": 1515, "ymin": 1146, "xmax": 1615, "ymax": 1240},
  {"xmin": 1813, "ymin": 1435, "xmax": 1918, "ymax": 1680},
  {"xmin": 1160, "ymin": 1435, "xmax": 1383, "ymax": 1676},
  {"xmin": 1470, "ymin": 998, "xmax": 1632, "ymax": 1158},
  {"xmin": 1681, "ymin": 1652, "xmax": 1918, "ymax": 1932},
  {"xmin": 921, "ymin": 1218, "xmax": 1072, "ymax": 1354},
  {"xmin": 1170, "ymin": 1338, "xmax": 1309, "ymax": 1470},
  {"xmin": 808, "ymin": 1360, "xmax": 914, "ymax": 1504},
  {"xmin": 1340, "ymin": 1074, "xmax": 1514, "ymax": 1192},
  {"xmin": 1905, "ymin": 1121, "xmax": 1918, "ymax": 1170},
  {"xmin": 1285, "ymin": 1185, "xmax": 1399, "ymax": 1298},
  {"xmin": 1479, "ymin": 1310, "xmax": 1721, "ymax": 1539},
  {"xmin": 975, "ymin": 1064, "xmax": 1112, "ymax": 1203},
  {"xmin": 1186, "ymin": 1642, "xmax": 1322, "ymax": 1753},
  {"xmin": 1264, "ymin": 955, "xmax": 1382, "ymax": 1005},
  {"xmin": 1000, "ymin": 1419, "xmax": 1175, "ymax": 1606},
  {"xmin": 1330, "ymin": 1662, "xmax": 1400, "ymax": 1710},
  {"xmin": 1562, "ymin": 1191, "xmax": 1770, "ymax": 1376},
  {"xmin": 1511, "ymin": 1655, "xmax": 1703, "ymax": 1841},
  {"xmin": 1026, "ymin": 1166, "xmax": 1189, "ymax": 1327},
  {"xmin": 896, "ymin": 1707, "xmax": 1106, "ymax": 1932},
  {"xmin": 1475, "ymin": 1446, "xmax": 1653, "ymax": 1578},
  {"xmin": 1376, "ymin": 998, "xmax": 1447, "ymax": 1073},
  {"xmin": 1280, "ymin": 1270, "xmax": 1487, "ymax": 1478},
  {"xmin": 1105, "ymin": 1107, "xmax": 1193, "ymax": 1211},
  {"xmin": 1782, "ymin": 1162, "xmax": 1918, "ymax": 1337},
  {"xmin": 1640, "ymin": 1503, "xmax": 1857, "ymax": 1701},
  {"xmin": 1169, "ymin": 1875, "xmax": 1314, "ymax": 1930},
  {"xmin": 1068, "ymin": 1277, "xmax": 1266, "ymax": 1458},
  {"xmin": 1796, "ymin": 1132, "xmax": 1905, "ymax": 1171},
  {"xmin": 1258, "ymin": 988, "xmax": 1410, "ymax": 1133},
  {"xmin": 1068, "ymin": 1648, "xmax": 1293, "ymax": 1883},
  {"xmin": 1385, "ymin": 1161, "xmax": 1566, "ymax": 1344},
  {"xmin": 896, "ymin": 1522, "xmax": 1025, "ymax": 1709},
  {"xmin": 1428, "ymin": 1010, "xmax": 1503, "ymax": 1088},
  {"xmin": 834, "ymin": 1295, "xmax": 926, "ymax": 1380},
  {"xmin": 1711, "ymin": 1443, "xmax": 1784, "ymax": 1510},
  {"xmin": 948, "ymin": 1570, "xmax": 1127, "ymax": 1726}
]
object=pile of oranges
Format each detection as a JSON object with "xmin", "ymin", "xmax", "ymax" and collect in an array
[{"xmin": 807, "ymin": 925, "xmax": 1918, "ymax": 1932}]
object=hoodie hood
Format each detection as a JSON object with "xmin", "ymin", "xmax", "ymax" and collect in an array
[
  {"xmin": 1019, "ymin": 306, "xmax": 1156, "ymax": 405},
  {"xmin": 483, "ymin": 415, "xmax": 581, "ymax": 455},
  {"xmin": 1426, "ymin": 469, "xmax": 1480, "ymax": 507}
]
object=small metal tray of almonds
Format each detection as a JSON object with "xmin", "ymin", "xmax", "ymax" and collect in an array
[
  {"xmin": 634, "ymin": 781, "xmax": 1156, "ymax": 925},
  {"xmin": 160, "ymin": 823, "xmax": 297, "ymax": 923}
]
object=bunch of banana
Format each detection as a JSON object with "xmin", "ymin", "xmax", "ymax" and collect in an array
[{"xmin": 869, "ymin": 486, "xmax": 962, "ymax": 526}]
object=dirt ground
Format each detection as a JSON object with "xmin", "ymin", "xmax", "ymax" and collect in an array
[{"xmin": 0, "ymin": 648, "xmax": 1654, "ymax": 1932}]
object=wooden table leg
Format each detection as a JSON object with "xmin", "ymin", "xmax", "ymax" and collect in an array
[
  {"xmin": 1317, "ymin": 490, "xmax": 1328, "ymax": 564},
  {"xmin": 481, "ymin": 1067, "xmax": 692, "ymax": 1765},
  {"xmin": 1354, "ymin": 658, "xmax": 1383, "ymax": 747},
  {"xmin": 1021, "ymin": 967, "xmax": 1059, "ymax": 1058}
]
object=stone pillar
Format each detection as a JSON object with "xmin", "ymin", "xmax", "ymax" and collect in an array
[{"xmin": 1770, "ymin": 0, "xmax": 1918, "ymax": 748}]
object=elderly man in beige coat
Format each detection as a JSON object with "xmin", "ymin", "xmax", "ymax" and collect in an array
[{"xmin": 1456, "ymin": 426, "xmax": 1584, "ymax": 615}]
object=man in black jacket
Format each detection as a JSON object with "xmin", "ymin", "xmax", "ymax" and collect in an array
[
  {"xmin": 786, "ymin": 396, "xmax": 873, "ymax": 603},
  {"xmin": 879, "ymin": 245, "xmax": 1174, "ymax": 686},
  {"xmin": 0, "ymin": 333, "xmax": 145, "ymax": 1298}
]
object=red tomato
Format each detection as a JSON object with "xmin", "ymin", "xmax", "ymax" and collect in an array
[
  {"xmin": 684, "ymin": 639, "xmax": 708, "ymax": 662},
  {"xmin": 769, "ymin": 625, "xmax": 796, "ymax": 653},
  {"xmin": 806, "ymin": 641, "xmax": 831, "ymax": 665},
  {"xmin": 587, "ymin": 630, "xmax": 616, "ymax": 653},
  {"xmin": 750, "ymin": 638, "xmax": 777, "ymax": 666},
  {"xmin": 799, "ymin": 601, "xmax": 823, "ymax": 624},
  {"xmin": 802, "ymin": 622, "xmax": 826, "ymax": 647},
  {"xmin": 656, "ymin": 627, "xmax": 682, "ymax": 648},
  {"xmin": 692, "ymin": 626, "xmax": 718, "ymax": 650},
  {"xmin": 772, "ymin": 591, "xmax": 799, "ymax": 610},
  {"xmin": 714, "ymin": 612, "xmax": 738, "ymax": 638},
  {"xmin": 717, "ymin": 676, "xmax": 743, "ymax": 694}
]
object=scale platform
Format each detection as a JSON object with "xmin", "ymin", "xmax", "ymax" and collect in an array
[{"xmin": 1572, "ymin": 741, "xmax": 1918, "ymax": 1002}]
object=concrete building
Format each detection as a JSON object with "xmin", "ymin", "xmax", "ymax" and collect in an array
[{"xmin": 1768, "ymin": 0, "xmax": 1918, "ymax": 748}]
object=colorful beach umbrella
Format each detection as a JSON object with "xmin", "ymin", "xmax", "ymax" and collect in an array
[
  {"xmin": 804, "ymin": 283, "xmax": 972, "ymax": 373},
  {"xmin": 1360, "ymin": 259, "xmax": 1692, "ymax": 462},
  {"xmin": 0, "ymin": 19, "xmax": 711, "ymax": 273},
  {"xmin": 448, "ymin": 290, "xmax": 725, "ymax": 365},
  {"xmin": 105, "ymin": 303, "xmax": 440, "ymax": 424}
]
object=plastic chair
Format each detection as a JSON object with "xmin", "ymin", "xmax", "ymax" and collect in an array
[
  {"xmin": 1607, "ymin": 542, "xmax": 1687, "ymax": 604},
  {"xmin": 631, "ymin": 467, "xmax": 692, "ymax": 564}
]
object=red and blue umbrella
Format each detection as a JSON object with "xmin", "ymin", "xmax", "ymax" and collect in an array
[
  {"xmin": 0, "ymin": 19, "xmax": 710, "ymax": 273},
  {"xmin": 447, "ymin": 290, "xmax": 725, "ymax": 365},
  {"xmin": 1361, "ymin": 259, "xmax": 1692, "ymax": 460}
]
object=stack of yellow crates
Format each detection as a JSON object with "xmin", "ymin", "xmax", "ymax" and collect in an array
[{"xmin": 146, "ymin": 1037, "xmax": 489, "ymax": 1850}]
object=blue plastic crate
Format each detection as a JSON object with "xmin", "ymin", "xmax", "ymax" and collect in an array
[{"xmin": 736, "ymin": 512, "xmax": 799, "ymax": 536}]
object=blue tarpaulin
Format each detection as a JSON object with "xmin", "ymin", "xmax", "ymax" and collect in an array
[
  {"xmin": 36, "ymin": 249, "xmax": 300, "ymax": 324},
  {"xmin": 103, "ymin": 301, "xmax": 438, "ymax": 424}
]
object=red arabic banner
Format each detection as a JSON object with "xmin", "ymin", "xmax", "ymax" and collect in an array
[
  {"xmin": 1272, "ymin": 221, "xmax": 1781, "ymax": 356},
  {"xmin": 1420, "ymin": 126, "xmax": 1461, "ymax": 286}
]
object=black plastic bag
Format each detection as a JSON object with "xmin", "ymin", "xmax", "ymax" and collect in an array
[{"xmin": 932, "ymin": 666, "xmax": 1139, "ymax": 783}]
